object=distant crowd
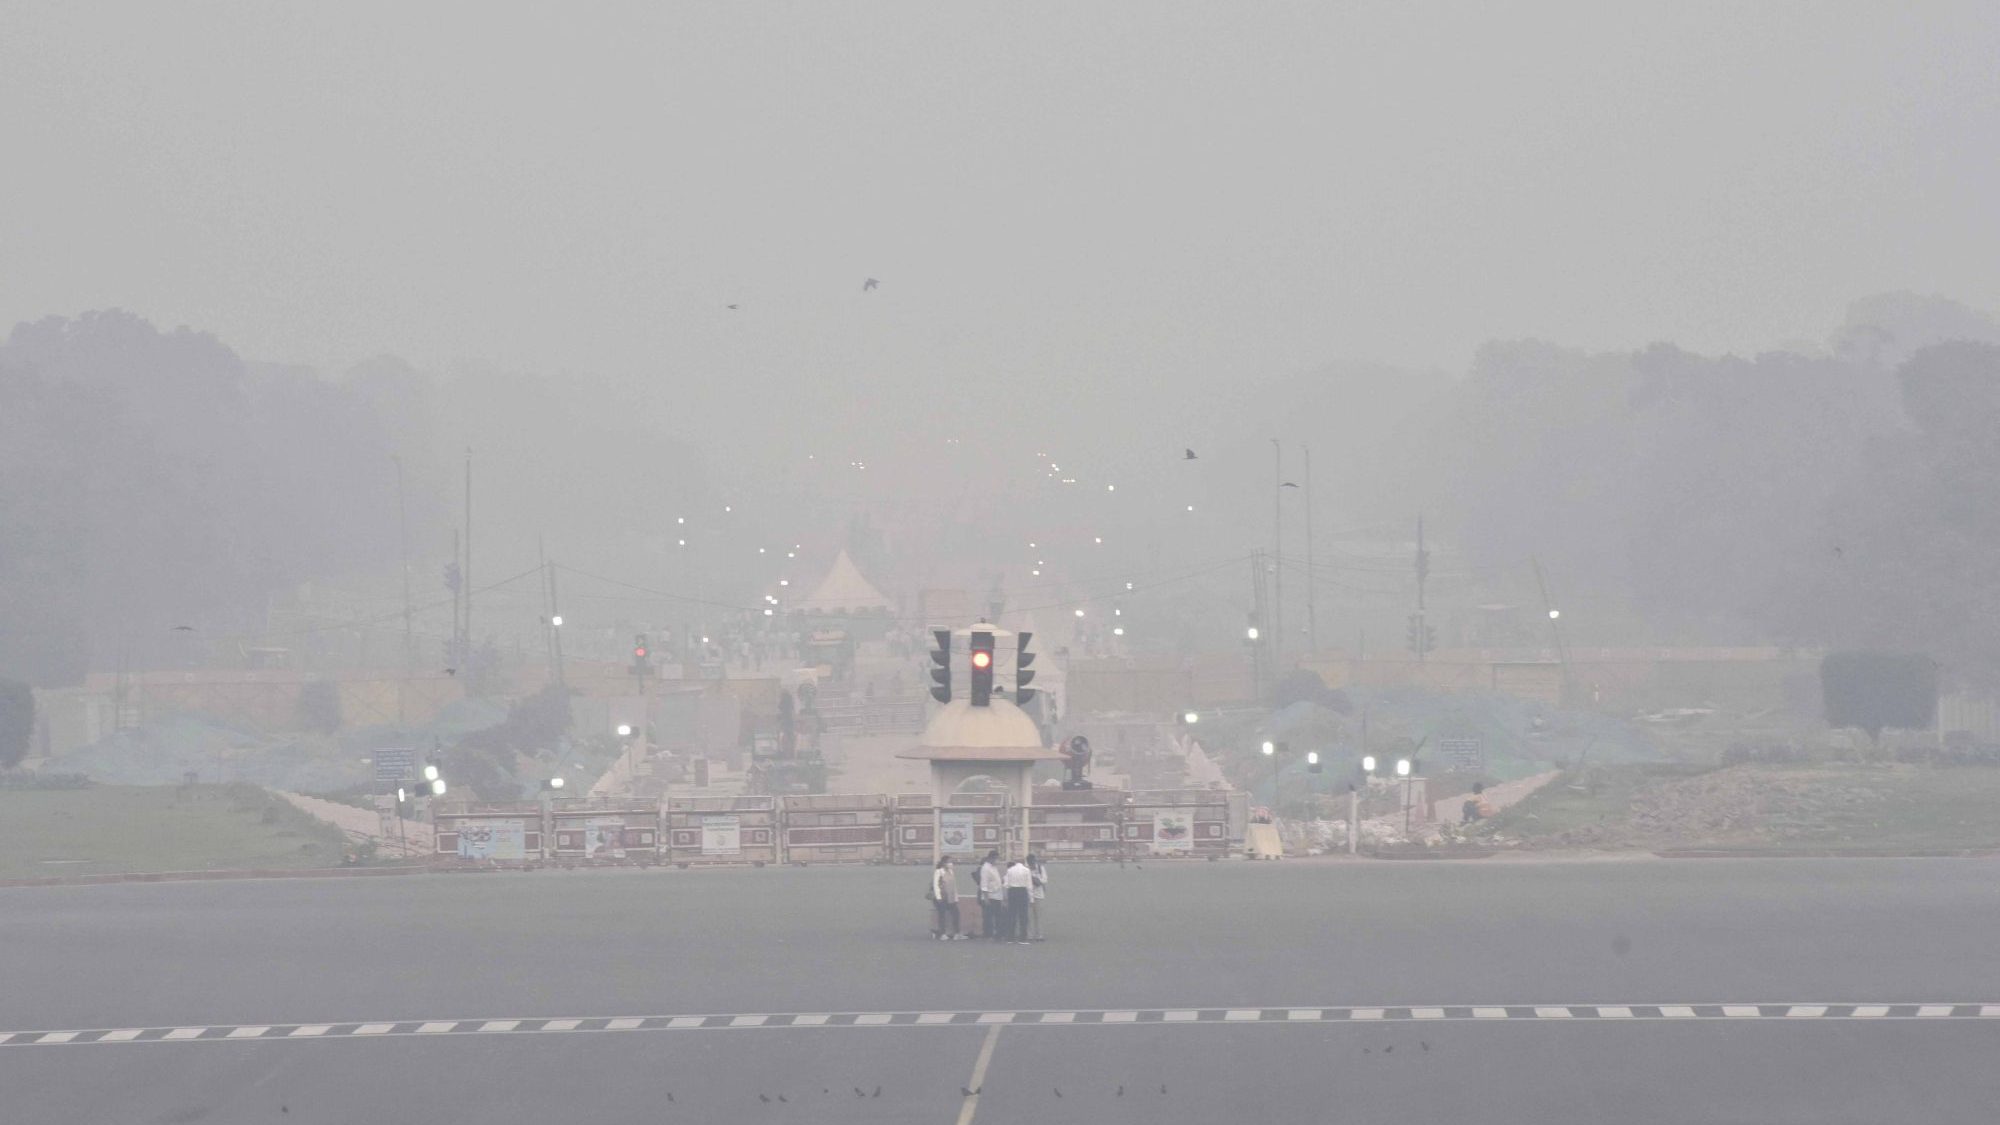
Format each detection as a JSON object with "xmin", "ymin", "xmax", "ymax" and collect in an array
[{"xmin": 928, "ymin": 851, "xmax": 1046, "ymax": 943}]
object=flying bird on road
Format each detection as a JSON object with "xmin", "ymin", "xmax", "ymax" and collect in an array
[{"xmin": 862, "ymin": 277, "xmax": 879, "ymax": 292}]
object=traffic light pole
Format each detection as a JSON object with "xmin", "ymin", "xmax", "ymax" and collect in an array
[{"xmin": 1347, "ymin": 785, "xmax": 1358, "ymax": 855}]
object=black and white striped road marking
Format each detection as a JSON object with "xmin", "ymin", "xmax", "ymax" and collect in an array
[{"xmin": 6, "ymin": 1004, "xmax": 2000, "ymax": 1046}]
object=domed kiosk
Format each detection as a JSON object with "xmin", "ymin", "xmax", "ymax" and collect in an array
[{"xmin": 898, "ymin": 625, "xmax": 1061, "ymax": 862}]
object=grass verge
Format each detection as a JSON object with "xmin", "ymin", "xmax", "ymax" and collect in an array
[{"xmin": 0, "ymin": 783, "xmax": 348, "ymax": 878}]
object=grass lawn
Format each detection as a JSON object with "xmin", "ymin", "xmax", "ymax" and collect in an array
[
  {"xmin": 0, "ymin": 783, "xmax": 347, "ymax": 879},
  {"xmin": 1481, "ymin": 762, "xmax": 2000, "ymax": 851}
]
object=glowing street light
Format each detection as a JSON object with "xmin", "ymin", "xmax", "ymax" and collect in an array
[
  {"xmin": 1074, "ymin": 608, "xmax": 1085, "ymax": 618},
  {"xmin": 1548, "ymin": 609, "xmax": 1562, "ymax": 620},
  {"xmin": 1182, "ymin": 711, "xmax": 1200, "ymax": 725},
  {"xmin": 550, "ymin": 615, "xmax": 563, "ymax": 627},
  {"xmin": 423, "ymin": 764, "xmax": 440, "ymax": 782},
  {"xmin": 1112, "ymin": 626, "xmax": 1124, "ymax": 636},
  {"xmin": 1246, "ymin": 626, "xmax": 1260, "ymax": 641},
  {"xmin": 1362, "ymin": 754, "xmax": 1377, "ymax": 773},
  {"xmin": 1261, "ymin": 740, "xmax": 1276, "ymax": 756},
  {"xmin": 616, "ymin": 723, "xmax": 634, "ymax": 737},
  {"xmin": 1395, "ymin": 758, "xmax": 1412, "ymax": 777}
]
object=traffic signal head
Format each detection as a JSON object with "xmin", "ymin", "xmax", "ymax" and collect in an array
[
  {"xmin": 929, "ymin": 629, "xmax": 951, "ymax": 704},
  {"xmin": 632, "ymin": 633, "xmax": 652, "ymax": 675},
  {"xmin": 1015, "ymin": 631, "xmax": 1037, "ymax": 705},
  {"xmin": 969, "ymin": 630, "xmax": 995, "ymax": 707}
]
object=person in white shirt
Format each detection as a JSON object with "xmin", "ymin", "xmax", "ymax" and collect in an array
[
  {"xmin": 930, "ymin": 857, "xmax": 965, "ymax": 939},
  {"xmin": 977, "ymin": 851, "xmax": 1004, "ymax": 939},
  {"xmin": 1003, "ymin": 858, "xmax": 1034, "ymax": 944},
  {"xmin": 1027, "ymin": 854, "xmax": 1047, "ymax": 941}
]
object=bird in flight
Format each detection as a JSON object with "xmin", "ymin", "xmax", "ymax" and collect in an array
[
  {"xmin": 726, "ymin": 304, "xmax": 739, "ymax": 310},
  {"xmin": 862, "ymin": 278, "xmax": 879, "ymax": 292},
  {"xmin": 1281, "ymin": 481, "xmax": 1300, "ymax": 488},
  {"xmin": 170, "ymin": 624, "xmax": 194, "ymax": 632},
  {"xmin": 1183, "ymin": 448, "xmax": 1197, "ymax": 460}
]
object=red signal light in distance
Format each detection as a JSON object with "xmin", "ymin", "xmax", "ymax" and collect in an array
[{"xmin": 970, "ymin": 650, "xmax": 992, "ymax": 670}]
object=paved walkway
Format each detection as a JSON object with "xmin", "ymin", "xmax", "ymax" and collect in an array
[
  {"xmin": 274, "ymin": 791, "xmax": 433, "ymax": 857},
  {"xmin": 1432, "ymin": 770, "xmax": 1561, "ymax": 826}
]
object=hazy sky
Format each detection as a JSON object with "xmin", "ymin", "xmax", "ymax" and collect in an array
[{"xmin": 5, "ymin": 2, "xmax": 1997, "ymax": 444}]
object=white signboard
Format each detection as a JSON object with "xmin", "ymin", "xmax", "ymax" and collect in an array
[
  {"xmin": 1151, "ymin": 810, "xmax": 1194, "ymax": 854},
  {"xmin": 701, "ymin": 814, "xmax": 742, "ymax": 855},
  {"xmin": 938, "ymin": 811, "xmax": 977, "ymax": 856},
  {"xmin": 584, "ymin": 817, "xmax": 626, "ymax": 861},
  {"xmin": 457, "ymin": 819, "xmax": 526, "ymax": 861}
]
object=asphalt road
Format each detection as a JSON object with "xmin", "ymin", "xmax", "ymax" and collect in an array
[{"xmin": 7, "ymin": 857, "xmax": 2000, "ymax": 1123}]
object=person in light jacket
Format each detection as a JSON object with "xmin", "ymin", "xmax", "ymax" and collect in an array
[
  {"xmin": 1027, "ymin": 854, "xmax": 1047, "ymax": 941},
  {"xmin": 1003, "ymin": 857, "xmax": 1034, "ymax": 944},
  {"xmin": 931, "ymin": 857, "xmax": 964, "ymax": 940},
  {"xmin": 977, "ymin": 851, "xmax": 1004, "ymax": 939}
]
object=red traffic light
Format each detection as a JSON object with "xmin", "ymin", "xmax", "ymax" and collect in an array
[
  {"xmin": 970, "ymin": 650, "xmax": 992, "ymax": 670},
  {"xmin": 634, "ymin": 646, "xmax": 648, "ymax": 659}
]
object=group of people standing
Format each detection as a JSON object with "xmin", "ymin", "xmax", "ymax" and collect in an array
[{"xmin": 929, "ymin": 851, "xmax": 1046, "ymax": 943}]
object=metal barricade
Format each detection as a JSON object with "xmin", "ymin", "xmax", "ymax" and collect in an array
[
  {"xmin": 547, "ymin": 797, "xmax": 663, "ymax": 865},
  {"xmin": 666, "ymin": 795, "xmax": 780, "ymax": 866},
  {"xmin": 781, "ymin": 793, "xmax": 891, "ymax": 864},
  {"xmin": 890, "ymin": 792, "xmax": 1009, "ymax": 864},
  {"xmin": 434, "ymin": 801, "xmax": 545, "ymax": 867},
  {"xmin": 1124, "ymin": 789, "xmax": 1233, "ymax": 859},
  {"xmin": 1026, "ymin": 788, "xmax": 1123, "ymax": 861}
]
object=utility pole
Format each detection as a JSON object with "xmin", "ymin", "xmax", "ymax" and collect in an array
[
  {"xmin": 449, "ymin": 528, "xmax": 462, "ymax": 670},
  {"xmin": 394, "ymin": 454, "xmax": 413, "ymax": 724},
  {"xmin": 462, "ymin": 449, "xmax": 474, "ymax": 687},
  {"xmin": 1415, "ymin": 514, "xmax": 1430, "ymax": 665},
  {"xmin": 1249, "ymin": 550, "xmax": 1271, "ymax": 700},
  {"xmin": 1304, "ymin": 444, "xmax": 1318, "ymax": 655},
  {"xmin": 1532, "ymin": 556, "xmax": 1572, "ymax": 705},
  {"xmin": 1271, "ymin": 438, "xmax": 1284, "ymax": 666}
]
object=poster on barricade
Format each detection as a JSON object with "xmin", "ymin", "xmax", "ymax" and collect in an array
[
  {"xmin": 457, "ymin": 820, "xmax": 526, "ymax": 860},
  {"xmin": 701, "ymin": 814, "xmax": 742, "ymax": 855},
  {"xmin": 585, "ymin": 817, "xmax": 626, "ymax": 860},
  {"xmin": 938, "ymin": 811, "xmax": 976, "ymax": 856},
  {"xmin": 1151, "ymin": 810, "xmax": 1194, "ymax": 854}
]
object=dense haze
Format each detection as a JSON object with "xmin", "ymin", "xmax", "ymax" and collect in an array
[{"xmin": 4, "ymin": 3, "xmax": 2000, "ymax": 688}]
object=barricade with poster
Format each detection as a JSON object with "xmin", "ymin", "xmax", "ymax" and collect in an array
[
  {"xmin": 1123, "ymin": 789, "xmax": 1232, "ymax": 859},
  {"xmin": 547, "ymin": 796, "xmax": 663, "ymax": 866},
  {"xmin": 666, "ymin": 795, "xmax": 779, "ymax": 867},
  {"xmin": 1025, "ymin": 787, "xmax": 1123, "ymax": 861},
  {"xmin": 434, "ymin": 801, "xmax": 545, "ymax": 867},
  {"xmin": 780, "ymin": 793, "xmax": 891, "ymax": 865},
  {"xmin": 890, "ymin": 792, "xmax": 1008, "ymax": 865}
]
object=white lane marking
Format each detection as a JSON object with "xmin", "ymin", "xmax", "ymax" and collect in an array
[
  {"xmin": 17, "ymin": 1002, "xmax": 2000, "ymax": 1047},
  {"xmin": 956, "ymin": 1024, "xmax": 1003, "ymax": 1125}
]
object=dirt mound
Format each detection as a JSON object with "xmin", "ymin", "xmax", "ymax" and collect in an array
[{"xmin": 1629, "ymin": 768, "xmax": 1886, "ymax": 841}]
